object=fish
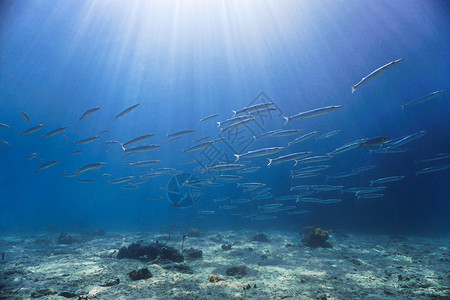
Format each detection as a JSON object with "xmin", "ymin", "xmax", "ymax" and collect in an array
[
  {"xmin": 79, "ymin": 107, "xmax": 100, "ymax": 121},
  {"xmin": 42, "ymin": 127, "xmax": 67, "ymax": 139},
  {"xmin": 0, "ymin": 123, "xmax": 10, "ymax": 129},
  {"xmin": 121, "ymin": 134, "xmax": 155, "ymax": 149},
  {"xmin": 20, "ymin": 111, "xmax": 30, "ymax": 123},
  {"xmin": 296, "ymin": 155, "xmax": 333, "ymax": 164},
  {"xmin": 415, "ymin": 164, "xmax": 450, "ymax": 176},
  {"xmin": 369, "ymin": 176, "xmax": 405, "ymax": 186},
  {"xmin": 123, "ymin": 144, "xmax": 161, "ymax": 156},
  {"xmin": 386, "ymin": 130, "xmax": 427, "ymax": 149},
  {"xmin": 327, "ymin": 140, "xmax": 361, "ymax": 156},
  {"xmin": 287, "ymin": 210, "xmax": 309, "ymax": 215},
  {"xmin": 121, "ymin": 184, "xmax": 139, "ymax": 190},
  {"xmin": 417, "ymin": 153, "xmax": 450, "ymax": 164},
  {"xmin": 297, "ymin": 198, "xmax": 323, "ymax": 203},
  {"xmin": 283, "ymin": 105, "xmax": 342, "ymax": 125},
  {"xmin": 276, "ymin": 195, "xmax": 299, "ymax": 201},
  {"xmin": 0, "ymin": 140, "xmax": 11, "ymax": 147},
  {"xmin": 127, "ymin": 160, "xmax": 161, "ymax": 168},
  {"xmin": 101, "ymin": 173, "xmax": 112, "ymax": 177},
  {"xmin": 232, "ymin": 102, "xmax": 274, "ymax": 116},
  {"xmin": 237, "ymin": 182, "xmax": 266, "ymax": 189},
  {"xmin": 198, "ymin": 210, "xmax": 215, "ymax": 215},
  {"xmin": 215, "ymin": 175, "xmax": 243, "ymax": 181},
  {"xmin": 352, "ymin": 165, "xmax": 377, "ymax": 173},
  {"xmin": 232, "ymin": 198, "xmax": 252, "ymax": 204},
  {"xmin": 108, "ymin": 176, "xmax": 135, "ymax": 185},
  {"xmin": 359, "ymin": 136, "xmax": 388, "ymax": 148},
  {"xmin": 287, "ymin": 131, "xmax": 319, "ymax": 146},
  {"xmin": 316, "ymin": 130, "xmax": 341, "ymax": 140},
  {"xmin": 291, "ymin": 173, "xmax": 321, "ymax": 179},
  {"xmin": 292, "ymin": 165, "xmax": 330, "ymax": 174},
  {"xmin": 237, "ymin": 166, "xmax": 260, "ymax": 174},
  {"xmin": 207, "ymin": 163, "xmax": 246, "ymax": 172},
  {"xmin": 74, "ymin": 136, "xmax": 100, "ymax": 145},
  {"xmin": 77, "ymin": 179, "xmax": 95, "ymax": 183},
  {"xmin": 268, "ymin": 129, "xmax": 303, "ymax": 138},
  {"xmin": 351, "ymin": 58, "xmax": 403, "ymax": 93},
  {"xmin": 183, "ymin": 141, "xmax": 214, "ymax": 153},
  {"xmin": 71, "ymin": 149, "xmax": 85, "ymax": 156},
  {"xmin": 219, "ymin": 205, "xmax": 238, "ymax": 210},
  {"xmin": 77, "ymin": 162, "xmax": 107, "ymax": 173},
  {"xmin": 98, "ymin": 130, "xmax": 109, "ymax": 135},
  {"xmin": 250, "ymin": 107, "xmax": 278, "ymax": 116},
  {"xmin": 19, "ymin": 124, "xmax": 45, "ymax": 136},
  {"xmin": 104, "ymin": 140, "xmax": 120, "ymax": 145},
  {"xmin": 220, "ymin": 118, "xmax": 255, "ymax": 133},
  {"xmin": 267, "ymin": 152, "xmax": 313, "ymax": 166},
  {"xmin": 193, "ymin": 136, "xmax": 211, "ymax": 143},
  {"xmin": 252, "ymin": 215, "xmax": 277, "ymax": 221},
  {"xmin": 36, "ymin": 160, "xmax": 59, "ymax": 172},
  {"xmin": 234, "ymin": 147, "xmax": 285, "ymax": 161},
  {"xmin": 369, "ymin": 148, "xmax": 409, "ymax": 154},
  {"xmin": 401, "ymin": 89, "xmax": 447, "ymax": 109},
  {"xmin": 326, "ymin": 171, "xmax": 358, "ymax": 180},
  {"xmin": 344, "ymin": 186, "xmax": 386, "ymax": 195},
  {"xmin": 115, "ymin": 104, "xmax": 139, "ymax": 119},
  {"xmin": 165, "ymin": 137, "xmax": 182, "ymax": 144},
  {"xmin": 130, "ymin": 179, "xmax": 148, "ymax": 185},
  {"xmin": 26, "ymin": 152, "xmax": 38, "ymax": 161},
  {"xmin": 167, "ymin": 130, "xmax": 195, "ymax": 138},
  {"xmin": 309, "ymin": 185, "xmax": 344, "ymax": 192},
  {"xmin": 214, "ymin": 197, "xmax": 230, "ymax": 203},
  {"xmin": 200, "ymin": 113, "xmax": 220, "ymax": 122},
  {"xmin": 60, "ymin": 172, "xmax": 79, "ymax": 178},
  {"xmin": 217, "ymin": 115, "xmax": 252, "ymax": 127},
  {"xmin": 357, "ymin": 193, "xmax": 385, "ymax": 199},
  {"xmin": 253, "ymin": 129, "xmax": 283, "ymax": 140},
  {"xmin": 259, "ymin": 203, "xmax": 283, "ymax": 212}
]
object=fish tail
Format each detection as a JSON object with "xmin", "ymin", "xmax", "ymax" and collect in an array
[
  {"xmin": 401, "ymin": 104, "xmax": 406, "ymax": 110},
  {"xmin": 232, "ymin": 110, "xmax": 237, "ymax": 116},
  {"xmin": 283, "ymin": 116, "xmax": 290, "ymax": 126},
  {"xmin": 351, "ymin": 85, "xmax": 357, "ymax": 94},
  {"xmin": 287, "ymin": 142, "xmax": 291, "ymax": 147},
  {"xmin": 267, "ymin": 159, "xmax": 272, "ymax": 167},
  {"xmin": 217, "ymin": 122, "xmax": 221, "ymax": 127},
  {"xmin": 234, "ymin": 154, "xmax": 240, "ymax": 161},
  {"xmin": 294, "ymin": 160, "xmax": 298, "ymax": 166},
  {"xmin": 120, "ymin": 144, "xmax": 126, "ymax": 152},
  {"xmin": 369, "ymin": 181, "xmax": 373, "ymax": 186}
]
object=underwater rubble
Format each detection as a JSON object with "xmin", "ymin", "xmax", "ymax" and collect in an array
[{"xmin": 0, "ymin": 230, "xmax": 448, "ymax": 299}]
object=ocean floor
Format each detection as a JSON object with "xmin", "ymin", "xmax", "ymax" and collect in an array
[{"xmin": 0, "ymin": 229, "xmax": 449, "ymax": 300}]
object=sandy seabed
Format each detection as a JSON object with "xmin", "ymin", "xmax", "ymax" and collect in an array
[{"xmin": 0, "ymin": 230, "xmax": 449, "ymax": 300}]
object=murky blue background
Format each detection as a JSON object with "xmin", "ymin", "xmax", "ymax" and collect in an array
[{"xmin": 0, "ymin": 0, "xmax": 449, "ymax": 235}]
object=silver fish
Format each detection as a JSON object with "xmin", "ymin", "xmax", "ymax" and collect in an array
[
  {"xmin": 0, "ymin": 140, "xmax": 11, "ymax": 147},
  {"xmin": 42, "ymin": 127, "xmax": 67, "ymax": 139},
  {"xmin": 283, "ymin": 106, "xmax": 342, "ymax": 125},
  {"xmin": 288, "ymin": 131, "xmax": 319, "ymax": 146},
  {"xmin": 109, "ymin": 176, "xmax": 135, "ymax": 185},
  {"xmin": 0, "ymin": 123, "xmax": 10, "ymax": 129},
  {"xmin": 36, "ymin": 160, "xmax": 59, "ymax": 172},
  {"xmin": 121, "ymin": 134, "xmax": 155, "ymax": 148},
  {"xmin": 234, "ymin": 147, "xmax": 285, "ymax": 161},
  {"xmin": 220, "ymin": 118, "xmax": 255, "ymax": 133},
  {"xmin": 357, "ymin": 193, "xmax": 384, "ymax": 199},
  {"xmin": 115, "ymin": 104, "xmax": 139, "ymax": 119},
  {"xmin": 71, "ymin": 149, "xmax": 85, "ymax": 156},
  {"xmin": 415, "ymin": 164, "xmax": 450, "ymax": 176},
  {"xmin": 74, "ymin": 136, "xmax": 100, "ymax": 145},
  {"xmin": 167, "ymin": 130, "xmax": 195, "ymax": 138},
  {"xmin": 26, "ymin": 152, "xmax": 37, "ymax": 161},
  {"xmin": 19, "ymin": 124, "xmax": 45, "ymax": 136},
  {"xmin": 369, "ymin": 176, "xmax": 405, "ymax": 186},
  {"xmin": 193, "ymin": 136, "xmax": 211, "ymax": 143},
  {"xmin": 269, "ymin": 129, "xmax": 303, "ymax": 138},
  {"xmin": 267, "ymin": 152, "xmax": 313, "ymax": 166},
  {"xmin": 232, "ymin": 102, "xmax": 274, "ymax": 116},
  {"xmin": 217, "ymin": 115, "xmax": 252, "ymax": 127},
  {"xmin": 352, "ymin": 58, "xmax": 403, "ymax": 93},
  {"xmin": 79, "ymin": 107, "xmax": 100, "ymax": 121},
  {"xmin": 77, "ymin": 162, "xmax": 107, "ymax": 173},
  {"xmin": 316, "ymin": 130, "xmax": 340, "ymax": 140},
  {"xmin": 386, "ymin": 130, "xmax": 427, "ymax": 149},
  {"xmin": 123, "ymin": 144, "xmax": 160, "ymax": 155},
  {"xmin": 200, "ymin": 113, "xmax": 219, "ymax": 122},
  {"xmin": 183, "ymin": 141, "xmax": 214, "ymax": 153},
  {"xmin": 401, "ymin": 89, "xmax": 447, "ymax": 109},
  {"xmin": 20, "ymin": 111, "xmax": 30, "ymax": 123},
  {"xmin": 128, "ymin": 160, "xmax": 161, "ymax": 168},
  {"xmin": 417, "ymin": 153, "xmax": 450, "ymax": 164}
]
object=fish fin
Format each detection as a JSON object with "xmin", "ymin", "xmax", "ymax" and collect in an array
[
  {"xmin": 351, "ymin": 85, "xmax": 357, "ymax": 94},
  {"xmin": 234, "ymin": 154, "xmax": 240, "ymax": 161},
  {"xmin": 283, "ymin": 116, "xmax": 290, "ymax": 126}
]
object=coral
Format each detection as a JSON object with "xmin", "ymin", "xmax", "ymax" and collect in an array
[
  {"xmin": 226, "ymin": 266, "xmax": 247, "ymax": 278},
  {"xmin": 209, "ymin": 275, "xmax": 220, "ymax": 283},
  {"xmin": 302, "ymin": 227, "xmax": 332, "ymax": 248},
  {"xmin": 183, "ymin": 248, "xmax": 203, "ymax": 260},
  {"xmin": 128, "ymin": 268, "xmax": 152, "ymax": 281},
  {"xmin": 117, "ymin": 241, "xmax": 184, "ymax": 263}
]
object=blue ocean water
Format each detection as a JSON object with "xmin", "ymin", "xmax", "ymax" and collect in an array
[{"xmin": 0, "ymin": 0, "xmax": 449, "ymax": 236}]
